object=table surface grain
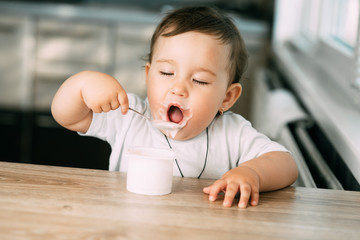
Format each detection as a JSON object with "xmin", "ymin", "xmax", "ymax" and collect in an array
[{"xmin": 0, "ymin": 161, "xmax": 360, "ymax": 240}]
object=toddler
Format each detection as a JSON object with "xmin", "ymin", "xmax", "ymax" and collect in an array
[{"xmin": 51, "ymin": 6, "xmax": 298, "ymax": 208}]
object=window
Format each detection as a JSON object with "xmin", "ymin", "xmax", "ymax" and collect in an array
[
  {"xmin": 300, "ymin": 0, "xmax": 321, "ymax": 40},
  {"xmin": 324, "ymin": 0, "xmax": 360, "ymax": 50},
  {"xmin": 274, "ymin": 0, "xmax": 360, "ymax": 102},
  {"xmin": 299, "ymin": 0, "xmax": 360, "ymax": 50},
  {"xmin": 272, "ymin": 0, "xmax": 360, "ymax": 184}
]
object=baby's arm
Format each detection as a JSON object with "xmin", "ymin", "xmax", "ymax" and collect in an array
[
  {"xmin": 51, "ymin": 71, "xmax": 128, "ymax": 133},
  {"xmin": 203, "ymin": 151, "xmax": 298, "ymax": 208}
]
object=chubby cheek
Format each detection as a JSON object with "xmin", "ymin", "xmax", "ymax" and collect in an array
[
  {"xmin": 147, "ymin": 92, "xmax": 163, "ymax": 119},
  {"xmin": 192, "ymin": 106, "xmax": 218, "ymax": 128},
  {"xmin": 146, "ymin": 75, "xmax": 163, "ymax": 118},
  {"xmin": 184, "ymin": 97, "xmax": 217, "ymax": 130}
]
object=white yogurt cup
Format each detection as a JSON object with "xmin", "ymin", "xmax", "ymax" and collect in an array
[{"xmin": 125, "ymin": 147, "xmax": 175, "ymax": 195}]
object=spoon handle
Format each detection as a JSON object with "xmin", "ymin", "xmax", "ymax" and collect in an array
[{"xmin": 128, "ymin": 107, "xmax": 151, "ymax": 121}]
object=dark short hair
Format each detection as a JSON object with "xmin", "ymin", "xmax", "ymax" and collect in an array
[{"xmin": 148, "ymin": 6, "xmax": 248, "ymax": 84}]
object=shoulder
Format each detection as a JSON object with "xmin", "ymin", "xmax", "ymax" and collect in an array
[
  {"xmin": 211, "ymin": 111, "xmax": 252, "ymax": 130},
  {"xmin": 128, "ymin": 93, "xmax": 145, "ymax": 108},
  {"xmin": 210, "ymin": 111, "xmax": 289, "ymax": 164},
  {"xmin": 209, "ymin": 111, "xmax": 265, "ymax": 144}
]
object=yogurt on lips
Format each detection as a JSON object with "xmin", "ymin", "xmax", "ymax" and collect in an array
[{"xmin": 152, "ymin": 99, "xmax": 192, "ymax": 138}]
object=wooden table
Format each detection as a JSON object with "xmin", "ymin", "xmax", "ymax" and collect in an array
[{"xmin": 0, "ymin": 162, "xmax": 359, "ymax": 240}]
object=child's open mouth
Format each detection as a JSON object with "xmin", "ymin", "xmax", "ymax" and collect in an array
[
  {"xmin": 152, "ymin": 102, "xmax": 192, "ymax": 138},
  {"xmin": 168, "ymin": 105, "xmax": 183, "ymax": 124}
]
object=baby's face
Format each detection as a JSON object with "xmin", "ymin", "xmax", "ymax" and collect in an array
[{"xmin": 146, "ymin": 31, "xmax": 231, "ymax": 140}]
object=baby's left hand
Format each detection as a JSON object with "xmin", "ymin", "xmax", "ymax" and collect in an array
[{"xmin": 203, "ymin": 166, "xmax": 260, "ymax": 208}]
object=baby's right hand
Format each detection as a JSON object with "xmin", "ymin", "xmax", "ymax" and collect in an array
[{"xmin": 80, "ymin": 71, "xmax": 129, "ymax": 114}]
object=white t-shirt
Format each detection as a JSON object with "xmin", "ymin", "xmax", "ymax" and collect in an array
[{"xmin": 82, "ymin": 93, "xmax": 288, "ymax": 179}]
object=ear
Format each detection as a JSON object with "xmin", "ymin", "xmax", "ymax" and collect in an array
[
  {"xmin": 221, "ymin": 83, "xmax": 242, "ymax": 112},
  {"xmin": 145, "ymin": 62, "xmax": 151, "ymax": 86}
]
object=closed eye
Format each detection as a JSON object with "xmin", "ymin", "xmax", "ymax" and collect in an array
[
  {"xmin": 193, "ymin": 79, "xmax": 208, "ymax": 85},
  {"xmin": 160, "ymin": 71, "xmax": 174, "ymax": 76}
]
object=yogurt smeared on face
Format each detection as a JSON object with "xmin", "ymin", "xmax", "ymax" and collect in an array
[{"xmin": 152, "ymin": 101, "xmax": 192, "ymax": 138}]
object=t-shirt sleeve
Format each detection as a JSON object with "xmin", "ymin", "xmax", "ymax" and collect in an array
[
  {"xmin": 238, "ymin": 120, "xmax": 289, "ymax": 163},
  {"xmin": 220, "ymin": 113, "xmax": 289, "ymax": 167}
]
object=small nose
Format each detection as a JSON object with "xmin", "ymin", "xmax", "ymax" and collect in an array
[{"xmin": 170, "ymin": 79, "xmax": 188, "ymax": 97}]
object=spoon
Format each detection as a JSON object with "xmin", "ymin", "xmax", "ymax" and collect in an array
[
  {"xmin": 128, "ymin": 107, "xmax": 151, "ymax": 121},
  {"xmin": 128, "ymin": 107, "xmax": 183, "ymax": 138}
]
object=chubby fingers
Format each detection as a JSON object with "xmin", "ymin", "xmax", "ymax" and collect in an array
[
  {"xmin": 94, "ymin": 92, "xmax": 127, "ymax": 113},
  {"xmin": 203, "ymin": 180, "xmax": 238, "ymax": 207},
  {"xmin": 223, "ymin": 182, "xmax": 240, "ymax": 207},
  {"xmin": 118, "ymin": 92, "xmax": 129, "ymax": 114},
  {"xmin": 105, "ymin": 88, "xmax": 128, "ymax": 113},
  {"xmin": 203, "ymin": 179, "xmax": 226, "ymax": 202},
  {"xmin": 110, "ymin": 99, "xmax": 120, "ymax": 110},
  {"xmin": 238, "ymin": 184, "xmax": 251, "ymax": 208},
  {"xmin": 249, "ymin": 185, "xmax": 259, "ymax": 207},
  {"xmin": 100, "ymin": 103, "xmax": 112, "ymax": 112},
  {"xmin": 203, "ymin": 181, "xmax": 260, "ymax": 208},
  {"xmin": 237, "ymin": 183, "xmax": 260, "ymax": 208}
]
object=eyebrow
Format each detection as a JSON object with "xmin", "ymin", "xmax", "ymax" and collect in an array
[{"xmin": 156, "ymin": 59, "xmax": 217, "ymax": 77}]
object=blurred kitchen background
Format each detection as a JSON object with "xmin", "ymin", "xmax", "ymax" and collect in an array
[{"xmin": 1, "ymin": 0, "xmax": 359, "ymax": 191}]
